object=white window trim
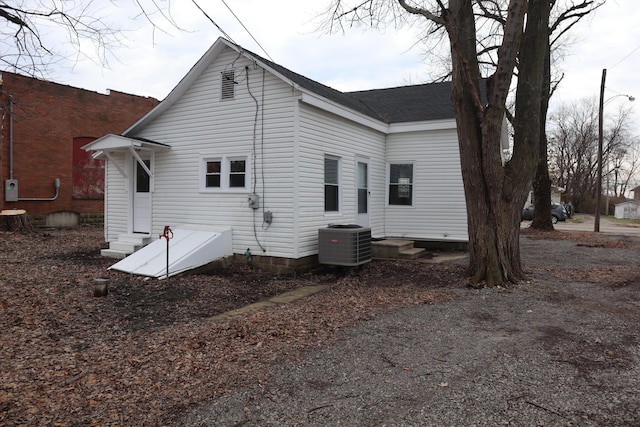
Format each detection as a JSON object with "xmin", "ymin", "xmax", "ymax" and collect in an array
[
  {"xmin": 386, "ymin": 161, "xmax": 415, "ymax": 207},
  {"xmin": 324, "ymin": 155, "xmax": 342, "ymax": 214},
  {"xmin": 199, "ymin": 154, "xmax": 251, "ymax": 192}
]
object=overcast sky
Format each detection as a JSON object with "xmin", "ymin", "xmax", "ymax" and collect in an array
[{"xmin": 44, "ymin": 0, "xmax": 639, "ymax": 129}]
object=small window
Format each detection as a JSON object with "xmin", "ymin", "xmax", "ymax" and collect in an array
[
  {"xmin": 205, "ymin": 160, "xmax": 221, "ymax": 188},
  {"xmin": 136, "ymin": 160, "xmax": 151, "ymax": 193},
  {"xmin": 229, "ymin": 159, "xmax": 246, "ymax": 188},
  {"xmin": 389, "ymin": 163, "xmax": 413, "ymax": 206},
  {"xmin": 200, "ymin": 155, "xmax": 250, "ymax": 191},
  {"xmin": 325, "ymin": 157, "xmax": 340, "ymax": 212},
  {"xmin": 221, "ymin": 70, "xmax": 235, "ymax": 100}
]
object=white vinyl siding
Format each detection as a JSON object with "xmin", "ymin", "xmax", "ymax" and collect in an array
[
  {"xmin": 385, "ymin": 128, "xmax": 468, "ymax": 242},
  {"xmin": 123, "ymin": 47, "xmax": 300, "ymax": 258},
  {"xmin": 296, "ymin": 102, "xmax": 386, "ymax": 257},
  {"xmin": 104, "ymin": 152, "xmax": 128, "ymax": 242},
  {"xmin": 100, "ymin": 40, "xmax": 469, "ymax": 261}
]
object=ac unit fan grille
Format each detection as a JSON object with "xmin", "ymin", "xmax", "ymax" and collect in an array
[{"xmin": 318, "ymin": 227, "xmax": 372, "ymax": 266}]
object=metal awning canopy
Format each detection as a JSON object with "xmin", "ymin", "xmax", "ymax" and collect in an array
[
  {"xmin": 82, "ymin": 134, "xmax": 170, "ymax": 154},
  {"xmin": 82, "ymin": 134, "xmax": 170, "ymax": 178}
]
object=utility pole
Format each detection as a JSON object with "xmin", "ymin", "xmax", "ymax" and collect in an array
[{"xmin": 595, "ymin": 69, "xmax": 606, "ymax": 232}]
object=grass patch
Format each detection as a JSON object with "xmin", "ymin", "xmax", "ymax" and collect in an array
[
  {"xmin": 569, "ymin": 215, "xmax": 584, "ymax": 223},
  {"xmin": 609, "ymin": 216, "xmax": 640, "ymax": 227}
]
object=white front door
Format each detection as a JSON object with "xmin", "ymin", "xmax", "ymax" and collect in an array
[
  {"xmin": 132, "ymin": 158, "xmax": 151, "ymax": 233},
  {"xmin": 356, "ymin": 157, "xmax": 370, "ymax": 228}
]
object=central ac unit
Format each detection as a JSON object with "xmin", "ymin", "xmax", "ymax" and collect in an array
[{"xmin": 318, "ymin": 225, "xmax": 371, "ymax": 266}]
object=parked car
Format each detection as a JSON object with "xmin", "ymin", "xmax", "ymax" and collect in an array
[{"xmin": 521, "ymin": 204, "xmax": 567, "ymax": 224}]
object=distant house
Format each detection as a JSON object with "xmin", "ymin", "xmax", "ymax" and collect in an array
[
  {"xmin": 0, "ymin": 71, "xmax": 159, "ymax": 225},
  {"xmin": 84, "ymin": 37, "xmax": 507, "ymax": 269},
  {"xmin": 614, "ymin": 186, "xmax": 640, "ymax": 219}
]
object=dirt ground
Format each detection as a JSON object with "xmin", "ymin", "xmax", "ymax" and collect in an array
[{"xmin": 1, "ymin": 226, "xmax": 639, "ymax": 426}]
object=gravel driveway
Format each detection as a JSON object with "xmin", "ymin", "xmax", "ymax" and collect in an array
[{"xmin": 179, "ymin": 231, "xmax": 640, "ymax": 426}]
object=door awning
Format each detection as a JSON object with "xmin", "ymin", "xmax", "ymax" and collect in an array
[
  {"xmin": 82, "ymin": 134, "xmax": 170, "ymax": 156},
  {"xmin": 82, "ymin": 134, "xmax": 170, "ymax": 178}
]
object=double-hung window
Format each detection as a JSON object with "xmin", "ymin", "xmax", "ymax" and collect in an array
[
  {"xmin": 205, "ymin": 159, "xmax": 222, "ymax": 188},
  {"xmin": 388, "ymin": 163, "xmax": 414, "ymax": 206},
  {"xmin": 324, "ymin": 156, "xmax": 340, "ymax": 212},
  {"xmin": 201, "ymin": 155, "xmax": 249, "ymax": 191}
]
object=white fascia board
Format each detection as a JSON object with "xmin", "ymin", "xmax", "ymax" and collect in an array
[
  {"xmin": 387, "ymin": 119, "xmax": 457, "ymax": 134},
  {"xmin": 82, "ymin": 134, "xmax": 131, "ymax": 151},
  {"xmin": 299, "ymin": 91, "xmax": 389, "ymax": 134},
  {"xmin": 82, "ymin": 134, "xmax": 170, "ymax": 152}
]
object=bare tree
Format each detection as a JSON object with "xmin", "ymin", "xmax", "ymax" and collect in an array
[
  {"xmin": 512, "ymin": 0, "xmax": 601, "ymax": 230},
  {"xmin": 325, "ymin": 0, "xmax": 553, "ymax": 287},
  {"xmin": 615, "ymin": 138, "xmax": 640, "ymax": 198},
  {"xmin": 548, "ymin": 98, "xmax": 637, "ymax": 212},
  {"xmin": 0, "ymin": 0, "xmax": 182, "ymax": 76}
]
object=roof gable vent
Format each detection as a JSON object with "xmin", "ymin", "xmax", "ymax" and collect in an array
[{"xmin": 221, "ymin": 70, "xmax": 235, "ymax": 100}]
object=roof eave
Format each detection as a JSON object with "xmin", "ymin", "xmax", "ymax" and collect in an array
[
  {"xmin": 387, "ymin": 119, "xmax": 457, "ymax": 133},
  {"xmin": 299, "ymin": 91, "xmax": 389, "ymax": 133}
]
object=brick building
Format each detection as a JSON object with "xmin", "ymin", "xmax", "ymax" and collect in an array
[{"xmin": 0, "ymin": 71, "xmax": 159, "ymax": 224}]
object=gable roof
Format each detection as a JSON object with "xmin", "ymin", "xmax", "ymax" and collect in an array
[
  {"xmin": 239, "ymin": 45, "xmax": 463, "ymax": 124},
  {"xmin": 124, "ymin": 37, "xmax": 470, "ymax": 134}
]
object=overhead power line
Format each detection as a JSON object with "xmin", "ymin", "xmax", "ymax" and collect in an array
[
  {"xmin": 219, "ymin": 0, "xmax": 274, "ymax": 62},
  {"xmin": 190, "ymin": 0, "xmax": 274, "ymax": 62},
  {"xmin": 190, "ymin": 0, "xmax": 236, "ymax": 44},
  {"xmin": 610, "ymin": 44, "xmax": 640, "ymax": 69}
]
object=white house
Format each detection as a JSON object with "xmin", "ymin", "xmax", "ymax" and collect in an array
[{"xmin": 84, "ymin": 37, "xmax": 489, "ymax": 272}]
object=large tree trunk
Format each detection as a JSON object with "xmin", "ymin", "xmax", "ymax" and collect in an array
[
  {"xmin": 446, "ymin": 0, "xmax": 548, "ymax": 287},
  {"xmin": 531, "ymin": 30, "xmax": 554, "ymax": 231}
]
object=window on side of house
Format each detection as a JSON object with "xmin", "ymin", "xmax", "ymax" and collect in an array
[
  {"xmin": 228, "ymin": 158, "xmax": 246, "ymax": 188},
  {"xmin": 221, "ymin": 70, "xmax": 235, "ymax": 100},
  {"xmin": 388, "ymin": 163, "xmax": 414, "ymax": 206},
  {"xmin": 205, "ymin": 159, "xmax": 222, "ymax": 188},
  {"xmin": 324, "ymin": 156, "xmax": 340, "ymax": 212},
  {"xmin": 201, "ymin": 155, "xmax": 249, "ymax": 191}
]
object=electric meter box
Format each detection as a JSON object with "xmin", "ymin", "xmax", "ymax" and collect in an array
[{"xmin": 5, "ymin": 179, "xmax": 18, "ymax": 201}]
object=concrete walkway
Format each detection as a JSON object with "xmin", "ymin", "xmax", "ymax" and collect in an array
[{"xmin": 208, "ymin": 284, "xmax": 331, "ymax": 321}]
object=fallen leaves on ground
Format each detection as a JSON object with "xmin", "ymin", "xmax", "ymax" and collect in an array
[
  {"xmin": 0, "ymin": 227, "xmax": 459, "ymax": 426},
  {"xmin": 2, "ymin": 226, "xmax": 638, "ymax": 425}
]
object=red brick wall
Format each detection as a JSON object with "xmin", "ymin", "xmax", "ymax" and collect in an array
[{"xmin": 0, "ymin": 71, "xmax": 159, "ymax": 216}]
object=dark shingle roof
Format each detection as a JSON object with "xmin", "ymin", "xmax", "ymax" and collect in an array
[
  {"xmin": 241, "ymin": 44, "xmax": 480, "ymax": 124},
  {"xmin": 347, "ymin": 83, "xmax": 456, "ymax": 123}
]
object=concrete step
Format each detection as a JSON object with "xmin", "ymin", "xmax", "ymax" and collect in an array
[
  {"xmin": 117, "ymin": 233, "xmax": 151, "ymax": 245},
  {"xmin": 109, "ymin": 241, "xmax": 142, "ymax": 252},
  {"xmin": 372, "ymin": 239, "xmax": 426, "ymax": 259},
  {"xmin": 398, "ymin": 246, "xmax": 427, "ymax": 260},
  {"xmin": 101, "ymin": 248, "xmax": 132, "ymax": 259},
  {"xmin": 101, "ymin": 233, "xmax": 153, "ymax": 259}
]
